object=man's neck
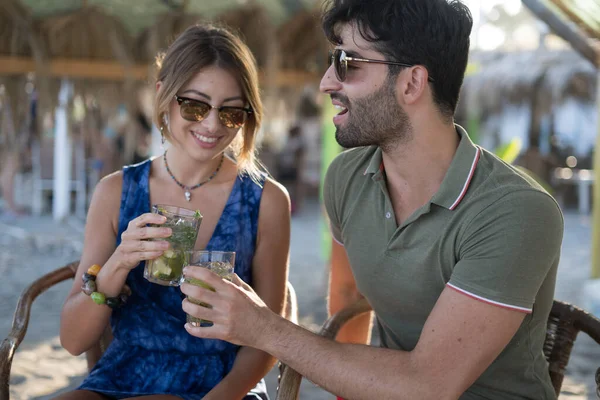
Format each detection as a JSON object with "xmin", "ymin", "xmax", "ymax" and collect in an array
[{"xmin": 381, "ymin": 121, "xmax": 460, "ymax": 215}]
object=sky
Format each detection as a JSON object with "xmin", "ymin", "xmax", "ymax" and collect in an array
[{"xmin": 463, "ymin": 0, "xmax": 528, "ymax": 50}]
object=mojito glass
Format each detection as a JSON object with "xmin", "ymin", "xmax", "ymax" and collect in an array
[
  {"xmin": 143, "ymin": 205, "xmax": 202, "ymax": 286},
  {"xmin": 183, "ymin": 251, "xmax": 235, "ymax": 327}
]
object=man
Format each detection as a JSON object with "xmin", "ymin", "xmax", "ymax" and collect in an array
[{"xmin": 181, "ymin": 0, "xmax": 564, "ymax": 398}]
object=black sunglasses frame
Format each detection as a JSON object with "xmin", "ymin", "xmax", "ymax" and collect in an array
[
  {"xmin": 174, "ymin": 95, "xmax": 253, "ymax": 128},
  {"xmin": 328, "ymin": 49, "xmax": 434, "ymax": 83}
]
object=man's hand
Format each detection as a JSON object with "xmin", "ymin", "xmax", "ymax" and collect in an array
[{"xmin": 180, "ymin": 267, "xmax": 274, "ymax": 347}]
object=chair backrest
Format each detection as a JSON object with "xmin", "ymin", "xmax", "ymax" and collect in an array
[
  {"xmin": 544, "ymin": 300, "xmax": 600, "ymax": 396},
  {"xmin": 278, "ymin": 298, "xmax": 600, "ymax": 400}
]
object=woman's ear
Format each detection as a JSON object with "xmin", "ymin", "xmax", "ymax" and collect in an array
[{"xmin": 156, "ymin": 81, "xmax": 162, "ymax": 93}]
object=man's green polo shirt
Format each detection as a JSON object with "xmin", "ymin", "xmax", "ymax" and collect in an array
[{"xmin": 324, "ymin": 126, "xmax": 563, "ymax": 399}]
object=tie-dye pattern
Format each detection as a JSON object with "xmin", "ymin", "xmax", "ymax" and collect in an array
[{"xmin": 78, "ymin": 159, "xmax": 268, "ymax": 399}]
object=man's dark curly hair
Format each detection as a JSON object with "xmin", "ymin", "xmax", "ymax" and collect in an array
[{"xmin": 322, "ymin": 0, "xmax": 473, "ymax": 120}]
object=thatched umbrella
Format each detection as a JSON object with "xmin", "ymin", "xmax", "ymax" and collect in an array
[
  {"xmin": 0, "ymin": 0, "xmax": 32, "ymax": 57},
  {"xmin": 37, "ymin": 4, "xmax": 136, "ymax": 108},
  {"xmin": 458, "ymin": 49, "xmax": 596, "ymax": 156},
  {"xmin": 277, "ymin": 8, "xmax": 329, "ymax": 74},
  {"xmin": 134, "ymin": 9, "xmax": 204, "ymax": 64},
  {"xmin": 216, "ymin": 1, "xmax": 277, "ymax": 70},
  {"xmin": 36, "ymin": 4, "xmax": 139, "ymax": 163},
  {"xmin": 0, "ymin": 0, "xmax": 48, "ymax": 152}
]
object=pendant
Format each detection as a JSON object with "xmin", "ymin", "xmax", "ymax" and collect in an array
[{"xmin": 184, "ymin": 191, "xmax": 191, "ymax": 202}]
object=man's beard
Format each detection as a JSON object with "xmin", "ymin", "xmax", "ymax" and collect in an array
[{"xmin": 334, "ymin": 77, "xmax": 411, "ymax": 151}]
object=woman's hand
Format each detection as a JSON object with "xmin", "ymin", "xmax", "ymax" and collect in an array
[{"xmin": 110, "ymin": 212, "xmax": 172, "ymax": 271}]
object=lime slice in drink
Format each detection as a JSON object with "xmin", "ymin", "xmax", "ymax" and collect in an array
[
  {"xmin": 164, "ymin": 250, "xmax": 177, "ymax": 259},
  {"xmin": 152, "ymin": 257, "xmax": 172, "ymax": 278}
]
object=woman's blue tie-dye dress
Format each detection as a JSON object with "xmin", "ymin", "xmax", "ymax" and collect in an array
[{"xmin": 78, "ymin": 159, "xmax": 268, "ymax": 399}]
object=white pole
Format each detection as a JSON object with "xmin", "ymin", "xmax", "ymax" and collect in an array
[{"xmin": 52, "ymin": 79, "xmax": 73, "ymax": 221}]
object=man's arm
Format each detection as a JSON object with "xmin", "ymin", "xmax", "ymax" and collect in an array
[
  {"xmin": 182, "ymin": 273, "xmax": 525, "ymax": 400},
  {"xmin": 181, "ymin": 181, "xmax": 562, "ymax": 400},
  {"xmin": 328, "ymin": 239, "xmax": 373, "ymax": 344}
]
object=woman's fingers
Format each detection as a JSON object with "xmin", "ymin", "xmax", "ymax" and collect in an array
[
  {"xmin": 128, "ymin": 213, "xmax": 167, "ymax": 229},
  {"xmin": 119, "ymin": 239, "xmax": 170, "ymax": 253},
  {"xmin": 121, "ymin": 226, "xmax": 172, "ymax": 241},
  {"xmin": 136, "ymin": 251, "xmax": 166, "ymax": 261}
]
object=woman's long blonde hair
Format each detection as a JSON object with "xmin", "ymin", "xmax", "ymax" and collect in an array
[{"xmin": 153, "ymin": 23, "xmax": 263, "ymax": 180}]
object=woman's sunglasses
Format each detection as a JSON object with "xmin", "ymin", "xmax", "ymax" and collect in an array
[
  {"xmin": 328, "ymin": 49, "xmax": 434, "ymax": 83},
  {"xmin": 174, "ymin": 95, "xmax": 252, "ymax": 129}
]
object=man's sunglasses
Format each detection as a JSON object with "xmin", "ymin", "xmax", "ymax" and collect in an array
[
  {"xmin": 174, "ymin": 95, "xmax": 252, "ymax": 129},
  {"xmin": 328, "ymin": 49, "xmax": 434, "ymax": 83}
]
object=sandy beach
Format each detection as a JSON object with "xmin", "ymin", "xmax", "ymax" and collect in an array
[{"xmin": 1, "ymin": 199, "xmax": 599, "ymax": 399}]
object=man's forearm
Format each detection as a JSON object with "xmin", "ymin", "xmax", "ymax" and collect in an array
[{"xmin": 259, "ymin": 315, "xmax": 441, "ymax": 400}]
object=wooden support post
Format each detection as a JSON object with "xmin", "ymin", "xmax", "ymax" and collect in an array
[{"xmin": 522, "ymin": 0, "xmax": 598, "ymax": 68}]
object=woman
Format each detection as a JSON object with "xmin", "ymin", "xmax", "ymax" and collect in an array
[{"xmin": 57, "ymin": 24, "xmax": 290, "ymax": 400}]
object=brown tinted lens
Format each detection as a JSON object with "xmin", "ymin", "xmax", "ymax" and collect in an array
[
  {"xmin": 219, "ymin": 108, "xmax": 247, "ymax": 129},
  {"xmin": 180, "ymin": 100, "xmax": 211, "ymax": 122},
  {"xmin": 334, "ymin": 49, "xmax": 346, "ymax": 82}
]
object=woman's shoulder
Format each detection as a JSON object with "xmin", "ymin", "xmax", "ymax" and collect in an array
[
  {"xmin": 91, "ymin": 170, "xmax": 123, "ymax": 207},
  {"xmin": 259, "ymin": 177, "xmax": 291, "ymax": 217}
]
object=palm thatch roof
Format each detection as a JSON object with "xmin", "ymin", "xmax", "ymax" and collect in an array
[
  {"xmin": 548, "ymin": 0, "xmax": 600, "ymax": 39},
  {"xmin": 18, "ymin": 0, "xmax": 309, "ymax": 35},
  {"xmin": 460, "ymin": 49, "xmax": 596, "ymax": 117},
  {"xmin": 38, "ymin": 5, "xmax": 133, "ymax": 62},
  {"xmin": 457, "ymin": 49, "xmax": 597, "ymax": 161},
  {"xmin": 134, "ymin": 10, "xmax": 204, "ymax": 63},
  {"xmin": 0, "ymin": 0, "xmax": 34, "ymax": 57},
  {"xmin": 277, "ymin": 8, "xmax": 328, "ymax": 73},
  {"xmin": 217, "ymin": 2, "xmax": 276, "ymax": 69}
]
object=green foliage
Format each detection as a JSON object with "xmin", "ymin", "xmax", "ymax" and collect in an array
[{"xmin": 494, "ymin": 138, "xmax": 522, "ymax": 164}]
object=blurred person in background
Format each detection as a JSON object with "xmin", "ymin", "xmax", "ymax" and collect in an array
[
  {"xmin": 0, "ymin": 87, "xmax": 35, "ymax": 220},
  {"xmin": 277, "ymin": 125, "xmax": 306, "ymax": 214}
]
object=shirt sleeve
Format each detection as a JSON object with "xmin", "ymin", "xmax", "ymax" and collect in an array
[
  {"xmin": 323, "ymin": 155, "xmax": 344, "ymax": 245},
  {"xmin": 448, "ymin": 190, "xmax": 564, "ymax": 313}
]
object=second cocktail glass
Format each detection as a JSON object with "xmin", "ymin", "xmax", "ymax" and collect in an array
[{"xmin": 183, "ymin": 250, "xmax": 235, "ymax": 327}]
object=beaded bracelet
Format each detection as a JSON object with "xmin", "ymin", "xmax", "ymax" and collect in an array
[{"xmin": 81, "ymin": 264, "xmax": 131, "ymax": 309}]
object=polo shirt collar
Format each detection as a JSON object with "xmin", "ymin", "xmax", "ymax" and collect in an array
[
  {"xmin": 364, "ymin": 146, "xmax": 384, "ymax": 176},
  {"xmin": 431, "ymin": 125, "xmax": 481, "ymax": 210},
  {"xmin": 363, "ymin": 125, "xmax": 480, "ymax": 210}
]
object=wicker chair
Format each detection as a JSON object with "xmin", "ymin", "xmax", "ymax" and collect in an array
[
  {"xmin": 0, "ymin": 261, "xmax": 299, "ymax": 400},
  {"xmin": 276, "ymin": 298, "xmax": 600, "ymax": 400},
  {"xmin": 2, "ymin": 262, "xmax": 600, "ymax": 400}
]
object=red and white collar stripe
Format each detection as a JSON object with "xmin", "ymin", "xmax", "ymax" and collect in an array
[{"xmin": 449, "ymin": 147, "xmax": 481, "ymax": 210}]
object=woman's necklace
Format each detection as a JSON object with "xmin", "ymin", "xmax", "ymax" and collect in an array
[{"xmin": 163, "ymin": 150, "xmax": 224, "ymax": 201}]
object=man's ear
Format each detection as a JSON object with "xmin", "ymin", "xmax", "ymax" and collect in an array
[{"xmin": 400, "ymin": 66, "xmax": 429, "ymax": 105}]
